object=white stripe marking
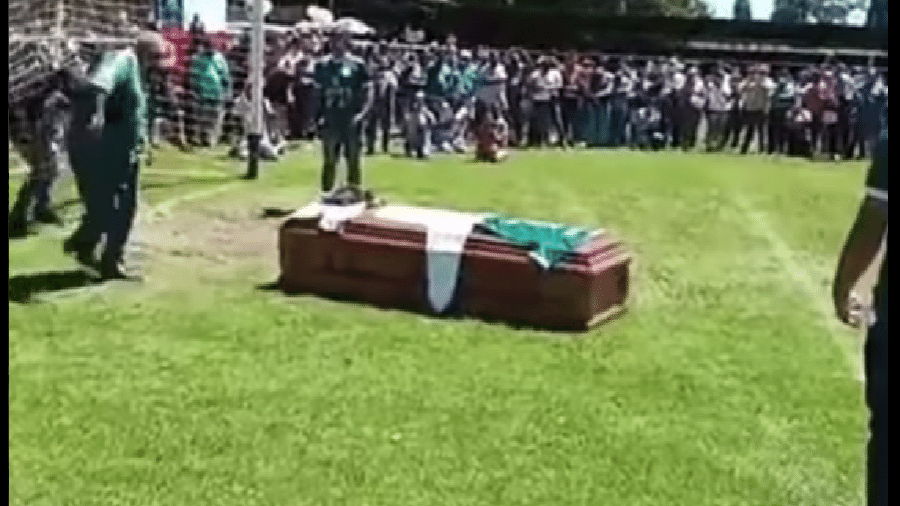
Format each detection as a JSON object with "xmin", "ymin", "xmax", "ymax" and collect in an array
[
  {"xmin": 9, "ymin": 167, "xmax": 234, "ymax": 179},
  {"xmin": 734, "ymin": 196, "xmax": 863, "ymax": 382},
  {"xmin": 11, "ymin": 181, "xmax": 245, "ymax": 302}
]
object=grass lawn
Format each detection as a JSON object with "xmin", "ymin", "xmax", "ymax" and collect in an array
[{"xmin": 9, "ymin": 145, "xmax": 874, "ymax": 506}]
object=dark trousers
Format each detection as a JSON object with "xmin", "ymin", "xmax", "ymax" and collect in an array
[
  {"xmin": 740, "ymin": 110, "xmax": 767, "ymax": 154},
  {"xmin": 679, "ymin": 107, "xmax": 702, "ymax": 151},
  {"xmin": 550, "ymin": 97, "xmax": 566, "ymax": 146},
  {"xmin": 705, "ymin": 111, "xmax": 729, "ymax": 151},
  {"xmin": 67, "ymin": 137, "xmax": 104, "ymax": 249},
  {"xmin": 725, "ymin": 108, "xmax": 743, "ymax": 149},
  {"xmin": 321, "ymin": 122, "xmax": 362, "ymax": 192},
  {"xmin": 365, "ymin": 102, "xmax": 393, "ymax": 154},
  {"xmin": 528, "ymin": 101, "xmax": 553, "ymax": 147},
  {"xmin": 609, "ymin": 97, "xmax": 630, "ymax": 147},
  {"xmin": 768, "ymin": 108, "xmax": 791, "ymax": 155},
  {"xmin": 560, "ymin": 97, "xmax": 580, "ymax": 146},
  {"xmin": 661, "ymin": 97, "xmax": 678, "ymax": 148},
  {"xmin": 68, "ymin": 147, "xmax": 140, "ymax": 266},
  {"xmin": 97, "ymin": 158, "xmax": 140, "ymax": 265},
  {"xmin": 9, "ymin": 180, "xmax": 54, "ymax": 229},
  {"xmin": 865, "ymin": 314, "xmax": 888, "ymax": 506},
  {"xmin": 845, "ymin": 118, "xmax": 867, "ymax": 159}
]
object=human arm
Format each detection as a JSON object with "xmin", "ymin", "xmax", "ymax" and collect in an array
[
  {"xmin": 353, "ymin": 62, "xmax": 374, "ymax": 126},
  {"xmin": 832, "ymin": 132, "xmax": 888, "ymax": 325}
]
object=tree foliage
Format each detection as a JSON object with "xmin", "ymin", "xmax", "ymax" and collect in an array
[
  {"xmin": 770, "ymin": 0, "xmax": 868, "ymax": 25},
  {"xmin": 447, "ymin": 1, "xmax": 710, "ymax": 17}
]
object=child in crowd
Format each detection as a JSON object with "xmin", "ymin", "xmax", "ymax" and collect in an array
[
  {"xmin": 230, "ymin": 85, "xmax": 283, "ymax": 160},
  {"xmin": 474, "ymin": 103, "xmax": 508, "ymax": 162},
  {"xmin": 404, "ymin": 90, "xmax": 436, "ymax": 159},
  {"xmin": 431, "ymin": 99, "xmax": 458, "ymax": 152}
]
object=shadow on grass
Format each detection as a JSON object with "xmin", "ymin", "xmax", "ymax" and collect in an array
[
  {"xmin": 260, "ymin": 208, "xmax": 296, "ymax": 219},
  {"xmin": 255, "ymin": 278, "xmax": 589, "ymax": 336},
  {"xmin": 8, "ymin": 269, "xmax": 101, "ymax": 304}
]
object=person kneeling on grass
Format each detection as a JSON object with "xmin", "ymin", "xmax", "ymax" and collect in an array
[
  {"xmin": 404, "ymin": 91, "xmax": 436, "ymax": 159},
  {"xmin": 474, "ymin": 104, "xmax": 508, "ymax": 163},
  {"xmin": 229, "ymin": 86, "xmax": 283, "ymax": 161}
]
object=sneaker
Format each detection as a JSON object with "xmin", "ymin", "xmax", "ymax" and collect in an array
[{"xmin": 100, "ymin": 260, "xmax": 141, "ymax": 282}]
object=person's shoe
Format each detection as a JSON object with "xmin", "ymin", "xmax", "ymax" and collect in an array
[
  {"xmin": 35, "ymin": 210, "xmax": 64, "ymax": 226},
  {"xmin": 100, "ymin": 260, "xmax": 141, "ymax": 282}
]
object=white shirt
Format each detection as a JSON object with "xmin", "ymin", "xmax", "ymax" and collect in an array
[{"xmin": 476, "ymin": 63, "xmax": 507, "ymax": 107}]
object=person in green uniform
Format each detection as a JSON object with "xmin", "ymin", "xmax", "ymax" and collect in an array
[
  {"xmin": 313, "ymin": 24, "xmax": 373, "ymax": 195},
  {"xmin": 64, "ymin": 38, "xmax": 150, "ymax": 280}
]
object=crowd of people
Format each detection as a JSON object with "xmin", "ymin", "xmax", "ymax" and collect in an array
[
  {"xmin": 7, "ymin": 17, "xmax": 891, "ymax": 245},
  {"xmin": 146, "ymin": 22, "xmax": 889, "ymax": 164}
]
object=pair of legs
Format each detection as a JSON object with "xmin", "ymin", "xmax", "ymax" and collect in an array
[
  {"xmin": 365, "ymin": 104, "xmax": 393, "ymax": 155},
  {"xmin": 705, "ymin": 111, "xmax": 729, "ymax": 152},
  {"xmin": 321, "ymin": 122, "xmax": 363, "ymax": 193},
  {"xmin": 739, "ymin": 110, "xmax": 767, "ymax": 154},
  {"xmin": 9, "ymin": 122, "xmax": 65, "ymax": 236},
  {"xmin": 195, "ymin": 98, "xmax": 225, "ymax": 147},
  {"xmin": 767, "ymin": 109, "xmax": 791, "ymax": 155},
  {"xmin": 405, "ymin": 125, "xmax": 432, "ymax": 159},
  {"xmin": 66, "ymin": 144, "xmax": 140, "ymax": 278}
]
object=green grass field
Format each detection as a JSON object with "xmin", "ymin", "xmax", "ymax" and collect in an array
[{"xmin": 9, "ymin": 146, "xmax": 874, "ymax": 505}]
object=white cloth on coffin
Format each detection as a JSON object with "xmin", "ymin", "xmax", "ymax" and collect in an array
[
  {"xmin": 287, "ymin": 201, "xmax": 366, "ymax": 232},
  {"xmin": 287, "ymin": 204, "xmax": 487, "ymax": 314},
  {"xmin": 371, "ymin": 206, "xmax": 488, "ymax": 314}
]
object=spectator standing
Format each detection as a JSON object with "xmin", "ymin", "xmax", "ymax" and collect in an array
[
  {"xmin": 398, "ymin": 52, "xmax": 427, "ymax": 138},
  {"xmin": 505, "ymin": 50, "xmax": 526, "ymax": 146},
  {"xmin": 724, "ymin": 66, "xmax": 744, "ymax": 150},
  {"xmin": 679, "ymin": 66, "xmax": 706, "ymax": 151},
  {"xmin": 861, "ymin": 70, "xmax": 888, "ymax": 157},
  {"xmin": 365, "ymin": 54, "xmax": 397, "ymax": 155},
  {"xmin": 768, "ymin": 67, "xmax": 797, "ymax": 155},
  {"xmin": 585, "ymin": 60, "xmax": 614, "ymax": 148},
  {"xmin": 609, "ymin": 64, "xmax": 633, "ymax": 148},
  {"xmin": 662, "ymin": 59, "xmax": 685, "ymax": 149},
  {"xmin": 844, "ymin": 71, "xmax": 867, "ymax": 159},
  {"xmin": 560, "ymin": 53, "xmax": 583, "ymax": 147},
  {"xmin": 738, "ymin": 64, "xmax": 773, "ymax": 155},
  {"xmin": 404, "ymin": 90, "xmax": 435, "ymax": 159},
  {"xmin": 818, "ymin": 67, "xmax": 842, "ymax": 160},
  {"xmin": 705, "ymin": 72, "xmax": 731, "ymax": 152},
  {"xmin": 475, "ymin": 51, "xmax": 509, "ymax": 126},
  {"xmin": 800, "ymin": 70, "xmax": 824, "ymax": 157},
  {"xmin": 189, "ymin": 36, "xmax": 231, "ymax": 147}
]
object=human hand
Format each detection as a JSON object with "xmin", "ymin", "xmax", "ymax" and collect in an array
[
  {"xmin": 88, "ymin": 114, "xmax": 104, "ymax": 136},
  {"xmin": 833, "ymin": 285, "xmax": 866, "ymax": 328}
]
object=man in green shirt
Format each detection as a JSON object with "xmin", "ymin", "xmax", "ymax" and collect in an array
[
  {"xmin": 64, "ymin": 39, "xmax": 150, "ymax": 280},
  {"xmin": 189, "ymin": 36, "xmax": 231, "ymax": 147},
  {"xmin": 313, "ymin": 24, "xmax": 373, "ymax": 194}
]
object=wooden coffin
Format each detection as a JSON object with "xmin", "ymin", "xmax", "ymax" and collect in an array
[{"xmin": 278, "ymin": 206, "xmax": 631, "ymax": 331}]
